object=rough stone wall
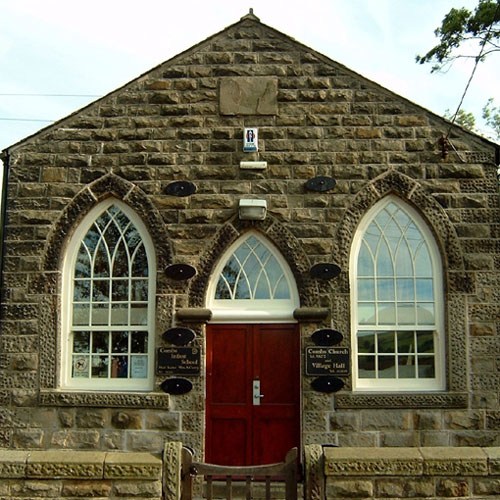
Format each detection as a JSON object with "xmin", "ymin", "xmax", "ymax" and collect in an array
[
  {"xmin": 0, "ymin": 14, "xmax": 498, "ymax": 455},
  {"xmin": 322, "ymin": 446, "xmax": 500, "ymax": 499},
  {"xmin": 0, "ymin": 449, "xmax": 163, "ymax": 499}
]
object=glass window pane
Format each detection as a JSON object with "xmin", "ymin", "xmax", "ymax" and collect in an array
[
  {"xmin": 130, "ymin": 304, "xmax": 147, "ymax": 325},
  {"xmin": 92, "ymin": 333, "xmax": 109, "ymax": 354},
  {"xmin": 396, "ymin": 278, "xmax": 414, "ymax": 301},
  {"xmin": 358, "ymin": 303, "xmax": 376, "ymax": 324},
  {"xmin": 112, "ymin": 241, "xmax": 129, "ymax": 277},
  {"xmin": 92, "ymin": 304, "xmax": 109, "ymax": 325},
  {"xmin": 378, "ymin": 303, "xmax": 396, "ymax": 324},
  {"xmin": 111, "ymin": 304, "xmax": 129, "ymax": 325},
  {"xmin": 416, "ymin": 279, "xmax": 433, "ymax": 301},
  {"xmin": 93, "ymin": 241, "xmax": 110, "ymax": 277},
  {"xmin": 130, "ymin": 356, "xmax": 148, "ymax": 378},
  {"xmin": 112, "ymin": 279, "xmax": 129, "ymax": 301},
  {"xmin": 358, "ymin": 332, "xmax": 375, "ymax": 353},
  {"xmin": 75, "ymin": 245, "xmax": 91, "ymax": 278},
  {"xmin": 131, "ymin": 246, "xmax": 148, "ymax": 277},
  {"xmin": 215, "ymin": 277, "xmax": 232, "ymax": 299},
  {"xmin": 378, "ymin": 355, "xmax": 396, "ymax": 378},
  {"xmin": 358, "ymin": 244, "xmax": 374, "ymax": 276},
  {"xmin": 74, "ymin": 280, "xmax": 91, "ymax": 302},
  {"xmin": 397, "ymin": 331, "xmax": 415, "ymax": 353},
  {"xmin": 274, "ymin": 277, "xmax": 290, "ymax": 299},
  {"xmin": 112, "ymin": 332, "xmax": 129, "ymax": 353},
  {"xmin": 418, "ymin": 356, "xmax": 435, "ymax": 378},
  {"xmin": 377, "ymin": 278, "xmax": 394, "ymax": 300},
  {"xmin": 91, "ymin": 356, "xmax": 109, "ymax": 378},
  {"xmin": 417, "ymin": 331, "xmax": 435, "ymax": 353},
  {"xmin": 417, "ymin": 303, "xmax": 435, "ymax": 325},
  {"xmin": 358, "ymin": 356, "xmax": 376, "ymax": 378},
  {"xmin": 415, "ymin": 247, "xmax": 432, "ymax": 277},
  {"xmin": 92, "ymin": 279, "xmax": 110, "ymax": 302},
  {"xmin": 132, "ymin": 280, "xmax": 148, "ymax": 301},
  {"xmin": 72, "ymin": 355, "xmax": 89, "ymax": 378},
  {"xmin": 376, "ymin": 241, "xmax": 393, "ymax": 276},
  {"xmin": 131, "ymin": 332, "xmax": 148, "ymax": 353},
  {"xmin": 254, "ymin": 275, "xmax": 270, "ymax": 299},
  {"xmin": 111, "ymin": 356, "xmax": 128, "ymax": 378},
  {"xmin": 378, "ymin": 331, "xmax": 395, "ymax": 353},
  {"xmin": 73, "ymin": 331, "xmax": 90, "ymax": 353},
  {"xmin": 397, "ymin": 303, "xmax": 415, "ymax": 324},
  {"xmin": 395, "ymin": 243, "xmax": 413, "ymax": 276},
  {"xmin": 358, "ymin": 278, "xmax": 375, "ymax": 301},
  {"xmin": 73, "ymin": 304, "xmax": 90, "ymax": 326},
  {"xmin": 398, "ymin": 356, "xmax": 416, "ymax": 378}
]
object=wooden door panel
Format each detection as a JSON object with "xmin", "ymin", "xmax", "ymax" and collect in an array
[
  {"xmin": 208, "ymin": 417, "xmax": 249, "ymax": 466},
  {"xmin": 209, "ymin": 325, "xmax": 250, "ymax": 405},
  {"xmin": 206, "ymin": 324, "xmax": 300, "ymax": 466}
]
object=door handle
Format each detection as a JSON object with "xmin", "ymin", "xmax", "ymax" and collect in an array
[{"xmin": 253, "ymin": 379, "xmax": 264, "ymax": 405}]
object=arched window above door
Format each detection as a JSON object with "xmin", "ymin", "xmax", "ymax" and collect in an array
[{"xmin": 208, "ymin": 233, "xmax": 299, "ymax": 322}]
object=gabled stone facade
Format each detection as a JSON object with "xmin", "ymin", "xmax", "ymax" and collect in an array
[{"xmin": 0, "ymin": 11, "xmax": 498, "ymax": 460}]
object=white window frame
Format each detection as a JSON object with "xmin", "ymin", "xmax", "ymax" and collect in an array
[
  {"xmin": 350, "ymin": 196, "xmax": 445, "ymax": 392},
  {"xmin": 207, "ymin": 232, "xmax": 299, "ymax": 323},
  {"xmin": 61, "ymin": 199, "xmax": 156, "ymax": 391}
]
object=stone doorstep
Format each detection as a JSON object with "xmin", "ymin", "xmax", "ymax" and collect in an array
[
  {"xmin": 0, "ymin": 449, "xmax": 161, "ymax": 480},
  {"xmin": 324, "ymin": 447, "xmax": 496, "ymax": 477}
]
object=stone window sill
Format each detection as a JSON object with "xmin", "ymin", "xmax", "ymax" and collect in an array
[
  {"xmin": 334, "ymin": 392, "xmax": 467, "ymax": 409},
  {"xmin": 39, "ymin": 389, "xmax": 170, "ymax": 409}
]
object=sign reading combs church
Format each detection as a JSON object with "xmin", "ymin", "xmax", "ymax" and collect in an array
[{"xmin": 305, "ymin": 347, "xmax": 350, "ymax": 377}]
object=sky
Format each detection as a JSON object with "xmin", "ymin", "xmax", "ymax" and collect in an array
[{"xmin": 0, "ymin": 0, "xmax": 499, "ymax": 159}]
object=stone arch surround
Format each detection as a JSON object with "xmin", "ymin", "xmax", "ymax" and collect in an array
[
  {"xmin": 38, "ymin": 173, "xmax": 172, "ymax": 408},
  {"xmin": 331, "ymin": 169, "xmax": 468, "ymax": 408},
  {"xmin": 188, "ymin": 216, "xmax": 319, "ymax": 310},
  {"xmin": 42, "ymin": 173, "xmax": 172, "ymax": 275}
]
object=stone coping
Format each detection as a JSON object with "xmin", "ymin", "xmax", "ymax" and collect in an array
[
  {"xmin": 324, "ymin": 447, "xmax": 499, "ymax": 477},
  {"xmin": 0, "ymin": 449, "xmax": 162, "ymax": 480}
]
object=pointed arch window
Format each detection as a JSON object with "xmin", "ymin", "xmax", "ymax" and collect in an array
[
  {"xmin": 62, "ymin": 200, "xmax": 155, "ymax": 390},
  {"xmin": 351, "ymin": 197, "xmax": 445, "ymax": 391},
  {"xmin": 208, "ymin": 233, "xmax": 299, "ymax": 322}
]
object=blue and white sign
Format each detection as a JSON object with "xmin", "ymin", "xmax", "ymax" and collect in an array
[{"xmin": 243, "ymin": 127, "xmax": 258, "ymax": 152}]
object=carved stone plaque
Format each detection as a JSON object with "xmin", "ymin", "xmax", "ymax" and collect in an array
[{"xmin": 219, "ymin": 77, "xmax": 278, "ymax": 115}]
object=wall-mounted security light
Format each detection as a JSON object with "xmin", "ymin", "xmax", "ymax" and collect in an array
[{"xmin": 238, "ymin": 199, "xmax": 267, "ymax": 221}]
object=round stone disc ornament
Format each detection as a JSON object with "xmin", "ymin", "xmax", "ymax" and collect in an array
[
  {"xmin": 310, "ymin": 263, "xmax": 341, "ymax": 280},
  {"xmin": 311, "ymin": 328, "xmax": 343, "ymax": 346},
  {"xmin": 164, "ymin": 180, "xmax": 197, "ymax": 197},
  {"xmin": 311, "ymin": 376, "xmax": 345, "ymax": 393},
  {"xmin": 165, "ymin": 264, "xmax": 197, "ymax": 280},
  {"xmin": 162, "ymin": 327, "xmax": 196, "ymax": 346},
  {"xmin": 160, "ymin": 378, "xmax": 193, "ymax": 395},
  {"xmin": 305, "ymin": 176, "xmax": 336, "ymax": 192}
]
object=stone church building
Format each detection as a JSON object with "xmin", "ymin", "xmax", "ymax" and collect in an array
[{"xmin": 0, "ymin": 10, "xmax": 498, "ymax": 489}]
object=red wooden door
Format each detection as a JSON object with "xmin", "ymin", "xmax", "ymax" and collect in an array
[{"xmin": 206, "ymin": 324, "xmax": 300, "ymax": 466}]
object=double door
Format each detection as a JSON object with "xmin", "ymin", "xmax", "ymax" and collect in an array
[{"xmin": 205, "ymin": 324, "xmax": 300, "ymax": 466}]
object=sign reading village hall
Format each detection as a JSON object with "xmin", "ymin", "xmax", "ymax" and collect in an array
[{"xmin": 305, "ymin": 347, "xmax": 350, "ymax": 377}]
